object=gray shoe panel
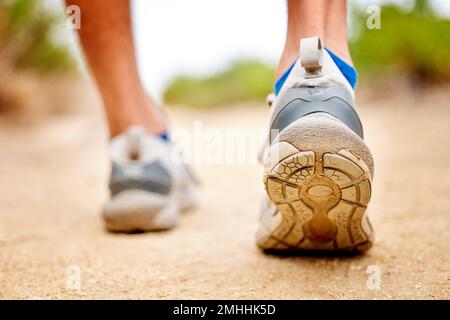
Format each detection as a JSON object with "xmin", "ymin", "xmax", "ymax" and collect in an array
[
  {"xmin": 109, "ymin": 161, "xmax": 171, "ymax": 196},
  {"xmin": 270, "ymin": 86, "xmax": 364, "ymax": 141}
]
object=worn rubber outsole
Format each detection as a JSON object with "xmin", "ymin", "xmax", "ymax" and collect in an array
[
  {"xmin": 257, "ymin": 115, "xmax": 374, "ymax": 252},
  {"xmin": 103, "ymin": 190, "xmax": 178, "ymax": 232}
]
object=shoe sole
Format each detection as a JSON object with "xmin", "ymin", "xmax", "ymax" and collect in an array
[
  {"xmin": 103, "ymin": 190, "xmax": 178, "ymax": 232},
  {"xmin": 257, "ymin": 115, "xmax": 374, "ymax": 252}
]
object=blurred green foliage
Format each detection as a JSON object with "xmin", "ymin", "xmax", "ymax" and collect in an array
[
  {"xmin": 164, "ymin": 60, "xmax": 275, "ymax": 108},
  {"xmin": 164, "ymin": 0, "xmax": 450, "ymax": 107},
  {"xmin": 0, "ymin": 0, "xmax": 74, "ymax": 73},
  {"xmin": 350, "ymin": 1, "xmax": 450, "ymax": 83}
]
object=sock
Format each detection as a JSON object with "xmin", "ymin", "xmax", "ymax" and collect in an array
[
  {"xmin": 324, "ymin": 48, "xmax": 358, "ymax": 89},
  {"xmin": 274, "ymin": 48, "xmax": 358, "ymax": 95},
  {"xmin": 158, "ymin": 131, "xmax": 170, "ymax": 142}
]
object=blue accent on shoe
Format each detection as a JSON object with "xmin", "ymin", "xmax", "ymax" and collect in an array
[
  {"xmin": 274, "ymin": 60, "xmax": 296, "ymax": 96},
  {"xmin": 158, "ymin": 131, "xmax": 169, "ymax": 142},
  {"xmin": 274, "ymin": 49, "xmax": 358, "ymax": 95},
  {"xmin": 325, "ymin": 48, "xmax": 358, "ymax": 89}
]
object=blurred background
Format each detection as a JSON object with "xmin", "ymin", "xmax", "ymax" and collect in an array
[{"xmin": 0, "ymin": 0, "xmax": 449, "ymax": 118}]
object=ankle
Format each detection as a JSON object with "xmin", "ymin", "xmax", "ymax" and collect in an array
[
  {"xmin": 276, "ymin": 40, "xmax": 353, "ymax": 79},
  {"xmin": 325, "ymin": 42, "xmax": 353, "ymax": 66},
  {"xmin": 106, "ymin": 94, "xmax": 166, "ymax": 138},
  {"xmin": 276, "ymin": 44, "xmax": 299, "ymax": 79}
]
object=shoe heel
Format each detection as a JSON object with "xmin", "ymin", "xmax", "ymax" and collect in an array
[
  {"xmin": 103, "ymin": 190, "xmax": 178, "ymax": 232},
  {"xmin": 257, "ymin": 143, "xmax": 374, "ymax": 252}
]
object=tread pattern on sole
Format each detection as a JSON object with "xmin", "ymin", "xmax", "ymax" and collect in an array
[{"xmin": 257, "ymin": 146, "xmax": 374, "ymax": 252}]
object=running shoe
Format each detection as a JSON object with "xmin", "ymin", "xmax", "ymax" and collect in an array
[
  {"xmin": 103, "ymin": 126, "xmax": 197, "ymax": 232},
  {"xmin": 257, "ymin": 37, "xmax": 374, "ymax": 252}
]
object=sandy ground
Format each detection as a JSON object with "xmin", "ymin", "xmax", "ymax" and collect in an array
[{"xmin": 0, "ymin": 87, "xmax": 449, "ymax": 299}]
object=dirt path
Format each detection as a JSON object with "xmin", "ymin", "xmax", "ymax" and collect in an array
[{"xmin": 0, "ymin": 89, "xmax": 449, "ymax": 299}]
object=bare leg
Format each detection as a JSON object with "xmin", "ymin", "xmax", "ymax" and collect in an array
[
  {"xmin": 277, "ymin": 0, "xmax": 352, "ymax": 78},
  {"xmin": 324, "ymin": 0, "xmax": 352, "ymax": 64},
  {"xmin": 66, "ymin": 0, "xmax": 165, "ymax": 137}
]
